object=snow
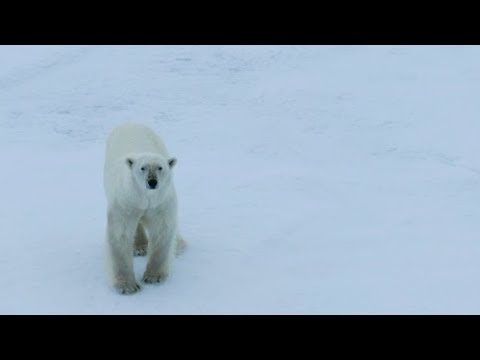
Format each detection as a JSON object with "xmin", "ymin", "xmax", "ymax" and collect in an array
[{"xmin": 1, "ymin": 45, "xmax": 479, "ymax": 314}]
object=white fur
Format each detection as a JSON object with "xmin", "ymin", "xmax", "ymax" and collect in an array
[{"xmin": 103, "ymin": 123, "xmax": 185, "ymax": 294}]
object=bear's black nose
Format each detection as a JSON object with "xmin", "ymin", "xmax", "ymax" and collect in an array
[{"xmin": 147, "ymin": 179, "xmax": 158, "ymax": 189}]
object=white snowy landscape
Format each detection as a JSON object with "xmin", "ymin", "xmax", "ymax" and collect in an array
[{"xmin": 1, "ymin": 45, "xmax": 479, "ymax": 314}]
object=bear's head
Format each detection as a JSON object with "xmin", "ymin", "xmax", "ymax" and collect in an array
[{"xmin": 125, "ymin": 153, "xmax": 177, "ymax": 191}]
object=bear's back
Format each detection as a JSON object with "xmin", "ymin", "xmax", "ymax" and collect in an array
[{"xmin": 105, "ymin": 123, "xmax": 170, "ymax": 163}]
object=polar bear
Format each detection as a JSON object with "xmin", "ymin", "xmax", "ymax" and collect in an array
[{"xmin": 103, "ymin": 123, "xmax": 186, "ymax": 294}]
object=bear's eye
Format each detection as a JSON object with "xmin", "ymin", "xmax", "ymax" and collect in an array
[
  {"xmin": 158, "ymin": 166, "xmax": 163, "ymax": 171},
  {"xmin": 141, "ymin": 167, "xmax": 146, "ymax": 171}
]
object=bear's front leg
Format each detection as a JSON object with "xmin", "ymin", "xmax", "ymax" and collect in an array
[
  {"xmin": 142, "ymin": 225, "xmax": 175, "ymax": 284},
  {"xmin": 107, "ymin": 209, "xmax": 142, "ymax": 294}
]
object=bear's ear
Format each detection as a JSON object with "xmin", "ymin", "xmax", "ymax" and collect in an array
[
  {"xmin": 168, "ymin": 157, "xmax": 177, "ymax": 168},
  {"xmin": 126, "ymin": 158, "xmax": 134, "ymax": 168}
]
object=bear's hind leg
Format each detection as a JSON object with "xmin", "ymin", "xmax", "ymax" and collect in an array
[
  {"xmin": 175, "ymin": 234, "xmax": 187, "ymax": 257},
  {"xmin": 134, "ymin": 223, "xmax": 148, "ymax": 257}
]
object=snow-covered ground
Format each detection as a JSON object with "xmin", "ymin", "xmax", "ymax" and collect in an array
[{"xmin": 1, "ymin": 45, "xmax": 479, "ymax": 314}]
